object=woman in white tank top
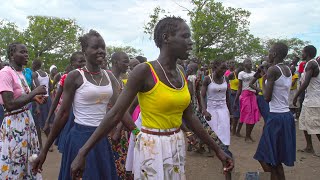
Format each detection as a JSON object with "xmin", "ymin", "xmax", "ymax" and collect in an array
[
  {"xmin": 32, "ymin": 30, "xmax": 136, "ymax": 180},
  {"xmin": 254, "ymin": 43, "xmax": 296, "ymax": 180},
  {"xmin": 31, "ymin": 59, "xmax": 52, "ymax": 150}
]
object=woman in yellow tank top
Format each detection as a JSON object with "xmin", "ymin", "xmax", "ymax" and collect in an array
[{"xmin": 70, "ymin": 17, "xmax": 233, "ymax": 180}]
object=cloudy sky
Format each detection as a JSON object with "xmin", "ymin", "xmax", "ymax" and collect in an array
[{"xmin": 0, "ymin": 0, "xmax": 319, "ymax": 60}]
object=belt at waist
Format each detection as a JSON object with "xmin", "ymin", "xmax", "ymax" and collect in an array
[
  {"xmin": 141, "ymin": 126, "xmax": 181, "ymax": 136},
  {"xmin": 4, "ymin": 107, "xmax": 29, "ymax": 117}
]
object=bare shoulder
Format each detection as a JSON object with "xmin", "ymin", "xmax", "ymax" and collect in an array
[{"xmin": 129, "ymin": 63, "xmax": 151, "ymax": 79}]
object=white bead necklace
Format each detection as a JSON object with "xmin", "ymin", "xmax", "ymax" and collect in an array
[{"xmin": 156, "ymin": 60, "xmax": 184, "ymax": 90}]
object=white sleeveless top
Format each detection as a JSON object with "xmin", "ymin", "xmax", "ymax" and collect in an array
[
  {"xmin": 269, "ymin": 65, "xmax": 291, "ymax": 113},
  {"xmin": 207, "ymin": 75, "xmax": 228, "ymax": 108},
  {"xmin": 36, "ymin": 71, "xmax": 49, "ymax": 96},
  {"xmin": 303, "ymin": 59, "xmax": 320, "ymax": 107},
  {"xmin": 73, "ymin": 69, "xmax": 113, "ymax": 127}
]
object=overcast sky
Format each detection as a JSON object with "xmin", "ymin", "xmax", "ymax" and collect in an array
[{"xmin": 1, "ymin": 0, "xmax": 319, "ymax": 60}]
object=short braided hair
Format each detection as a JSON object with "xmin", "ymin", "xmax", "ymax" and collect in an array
[
  {"xmin": 78, "ymin": 30, "xmax": 102, "ymax": 51},
  {"xmin": 7, "ymin": 42, "xmax": 22, "ymax": 60},
  {"xmin": 153, "ymin": 16, "xmax": 185, "ymax": 48}
]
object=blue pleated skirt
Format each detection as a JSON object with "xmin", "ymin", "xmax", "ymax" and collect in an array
[
  {"xmin": 257, "ymin": 95, "xmax": 270, "ymax": 122},
  {"xmin": 254, "ymin": 112, "xmax": 296, "ymax": 167},
  {"xmin": 33, "ymin": 97, "xmax": 54, "ymax": 129},
  {"xmin": 58, "ymin": 123, "xmax": 118, "ymax": 180},
  {"xmin": 57, "ymin": 109, "xmax": 75, "ymax": 153}
]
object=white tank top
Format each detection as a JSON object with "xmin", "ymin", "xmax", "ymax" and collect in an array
[
  {"xmin": 207, "ymin": 75, "xmax": 227, "ymax": 108},
  {"xmin": 73, "ymin": 69, "xmax": 113, "ymax": 127},
  {"xmin": 36, "ymin": 71, "xmax": 49, "ymax": 96},
  {"xmin": 303, "ymin": 59, "xmax": 320, "ymax": 107},
  {"xmin": 269, "ymin": 65, "xmax": 291, "ymax": 113}
]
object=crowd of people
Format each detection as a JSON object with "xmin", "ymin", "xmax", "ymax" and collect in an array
[{"xmin": 0, "ymin": 16, "xmax": 319, "ymax": 180}]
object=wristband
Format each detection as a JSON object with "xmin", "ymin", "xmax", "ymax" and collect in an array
[{"xmin": 132, "ymin": 127, "xmax": 140, "ymax": 136}]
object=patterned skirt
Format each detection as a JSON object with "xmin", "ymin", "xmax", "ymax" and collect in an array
[
  {"xmin": 133, "ymin": 127, "xmax": 186, "ymax": 180},
  {"xmin": 0, "ymin": 109, "xmax": 42, "ymax": 179}
]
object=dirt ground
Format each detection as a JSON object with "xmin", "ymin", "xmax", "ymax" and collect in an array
[{"xmin": 41, "ymin": 120, "xmax": 320, "ymax": 180}]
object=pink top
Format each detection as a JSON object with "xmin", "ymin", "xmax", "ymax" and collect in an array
[
  {"xmin": 224, "ymin": 69, "xmax": 231, "ymax": 77},
  {"xmin": 0, "ymin": 66, "xmax": 28, "ymax": 104}
]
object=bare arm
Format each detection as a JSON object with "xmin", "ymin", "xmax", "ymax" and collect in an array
[
  {"xmin": 294, "ymin": 62, "xmax": 316, "ymax": 100},
  {"xmin": 200, "ymin": 76, "xmax": 210, "ymax": 113},
  {"xmin": 1, "ymin": 90, "xmax": 38, "ymax": 111},
  {"xmin": 249, "ymin": 76, "xmax": 260, "ymax": 93},
  {"xmin": 78, "ymin": 64, "xmax": 149, "ymax": 157},
  {"xmin": 42, "ymin": 71, "xmax": 78, "ymax": 153},
  {"xmin": 234, "ymin": 80, "xmax": 242, "ymax": 103},
  {"xmin": 225, "ymin": 79, "xmax": 232, "ymax": 115},
  {"xmin": 45, "ymin": 86, "xmax": 63, "ymax": 123},
  {"xmin": 182, "ymin": 105, "xmax": 233, "ymax": 171},
  {"xmin": 263, "ymin": 66, "xmax": 278, "ymax": 102}
]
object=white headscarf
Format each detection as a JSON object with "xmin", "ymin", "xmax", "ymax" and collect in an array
[{"xmin": 50, "ymin": 65, "xmax": 57, "ymax": 73}]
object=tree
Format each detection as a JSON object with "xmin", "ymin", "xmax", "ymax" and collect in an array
[
  {"xmin": 261, "ymin": 38, "xmax": 310, "ymax": 61},
  {"xmin": 23, "ymin": 16, "xmax": 83, "ymax": 71},
  {"xmin": 0, "ymin": 20, "xmax": 23, "ymax": 61},
  {"xmin": 143, "ymin": 1, "xmax": 264, "ymax": 63}
]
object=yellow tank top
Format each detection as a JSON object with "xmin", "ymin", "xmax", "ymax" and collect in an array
[
  {"xmin": 138, "ymin": 62, "xmax": 191, "ymax": 129},
  {"xmin": 258, "ymin": 78, "xmax": 263, "ymax": 95},
  {"xmin": 229, "ymin": 72, "xmax": 239, "ymax": 90}
]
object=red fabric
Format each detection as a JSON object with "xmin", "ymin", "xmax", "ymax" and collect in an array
[
  {"xmin": 59, "ymin": 74, "xmax": 68, "ymax": 87},
  {"xmin": 298, "ymin": 61, "xmax": 306, "ymax": 73}
]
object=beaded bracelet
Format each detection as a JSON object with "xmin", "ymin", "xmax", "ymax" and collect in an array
[
  {"xmin": 132, "ymin": 127, "xmax": 140, "ymax": 136},
  {"xmin": 185, "ymin": 132, "xmax": 194, "ymax": 137}
]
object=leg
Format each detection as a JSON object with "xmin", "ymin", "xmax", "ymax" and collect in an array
[
  {"xmin": 36, "ymin": 125, "xmax": 42, "ymax": 150},
  {"xmin": 232, "ymin": 118, "xmax": 238, "ymax": 135},
  {"xmin": 236, "ymin": 121, "xmax": 243, "ymax": 137},
  {"xmin": 276, "ymin": 164, "xmax": 285, "ymax": 180},
  {"xmin": 245, "ymin": 124, "xmax": 255, "ymax": 142},
  {"xmin": 298, "ymin": 131, "xmax": 314, "ymax": 153}
]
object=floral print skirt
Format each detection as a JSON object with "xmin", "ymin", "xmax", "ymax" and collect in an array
[
  {"xmin": 133, "ymin": 127, "xmax": 186, "ymax": 180},
  {"xmin": 0, "ymin": 110, "xmax": 42, "ymax": 179}
]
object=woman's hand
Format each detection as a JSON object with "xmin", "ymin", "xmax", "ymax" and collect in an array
[
  {"xmin": 71, "ymin": 153, "xmax": 86, "ymax": 179},
  {"xmin": 32, "ymin": 151, "xmax": 47, "ymax": 174},
  {"xmin": 216, "ymin": 149, "xmax": 234, "ymax": 173},
  {"xmin": 202, "ymin": 110, "xmax": 212, "ymax": 121}
]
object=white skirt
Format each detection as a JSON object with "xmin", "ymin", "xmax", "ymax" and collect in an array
[
  {"xmin": 206, "ymin": 102, "xmax": 230, "ymax": 145},
  {"xmin": 125, "ymin": 114, "xmax": 142, "ymax": 172},
  {"xmin": 132, "ymin": 124, "xmax": 186, "ymax": 180}
]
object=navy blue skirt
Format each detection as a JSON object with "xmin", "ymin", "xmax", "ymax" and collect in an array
[
  {"xmin": 229, "ymin": 93, "xmax": 240, "ymax": 118},
  {"xmin": 254, "ymin": 112, "xmax": 296, "ymax": 167},
  {"xmin": 57, "ymin": 109, "xmax": 75, "ymax": 153},
  {"xmin": 33, "ymin": 97, "xmax": 54, "ymax": 129},
  {"xmin": 58, "ymin": 123, "xmax": 118, "ymax": 180},
  {"xmin": 257, "ymin": 95, "xmax": 270, "ymax": 122}
]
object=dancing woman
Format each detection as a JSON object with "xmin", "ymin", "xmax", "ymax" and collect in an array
[
  {"xmin": 69, "ymin": 17, "xmax": 233, "ymax": 180},
  {"xmin": 0, "ymin": 43, "xmax": 46, "ymax": 179}
]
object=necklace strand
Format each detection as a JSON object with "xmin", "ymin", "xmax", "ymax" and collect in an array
[
  {"xmin": 11, "ymin": 66, "xmax": 30, "ymax": 94},
  {"xmin": 156, "ymin": 60, "xmax": 184, "ymax": 89},
  {"xmin": 85, "ymin": 66, "xmax": 103, "ymax": 86}
]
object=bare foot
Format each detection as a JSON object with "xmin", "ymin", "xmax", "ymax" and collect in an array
[
  {"xmin": 245, "ymin": 137, "xmax": 255, "ymax": 143},
  {"xmin": 49, "ymin": 145, "xmax": 54, "ymax": 152},
  {"xmin": 298, "ymin": 148, "xmax": 314, "ymax": 154}
]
